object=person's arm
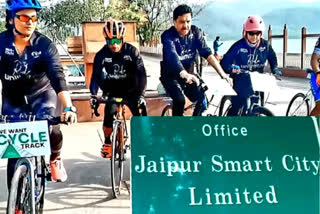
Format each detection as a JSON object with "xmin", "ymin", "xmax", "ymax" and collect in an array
[
  {"xmin": 45, "ymin": 42, "xmax": 77, "ymax": 123},
  {"xmin": 132, "ymin": 46, "xmax": 147, "ymax": 97},
  {"xmin": 311, "ymin": 53, "xmax": 320, "ymax": 73},
  {"xmin": 90, "ymin": 52, "xmax": 102, "ymax": 95},
  {"xmin": 207, "ymin": 55, "xmax": 229, "ymax": 79},
  {"xmin": 267, "ymin": 44, "xmax": 279, "ymax": 73},
  {"xmin": 161, "ymin": 31, "xmax": 185, "ymax": 76}
]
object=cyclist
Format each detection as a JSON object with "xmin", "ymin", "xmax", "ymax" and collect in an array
[
  {"xmin": 310, "ymin": 37, "xmax": 320, "ymax": 116},
  {"xmin": 1, "ymin": 0, "xmax": 77, "ymax": 185},
  {"xmin": 220, "ymin": 15, "xmax": 282, "ymax": 116},
  {"xmin": 90, "ymin": 18, "xmax": 147, "ymax": 158},
  {"xmin": 160, "ymin": 4, "xmax": 230, "ymax": 116}
]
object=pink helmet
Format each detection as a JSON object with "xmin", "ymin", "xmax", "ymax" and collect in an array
[{"xmin": 243, "ymin": 15, "xmax": 265, "ymax": 33}]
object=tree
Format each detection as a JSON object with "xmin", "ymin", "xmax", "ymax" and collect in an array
[
  {"xmin": 0, "ymin": 10, "xmax": 7, "ymax": 33},
  {"xmin": 131, "ymin": 0, "xmax": 208, "ymax": 46},
  {"xmin": 38, "ymin": 0, "xmax": 106, "ymax": 41}
]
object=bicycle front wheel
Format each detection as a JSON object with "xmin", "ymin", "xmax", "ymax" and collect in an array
[
  {"xmin": 251, "ymin": 106, "xmax": 274, "ymax": 116},
  {"xmin": 7, "ymin": 165, "xmax": 32, "ymax": 214},
  {"xmin": 219, "ymin": 96, "xmax": 232, "ymax": 116},
  {"xmin": 111, "ymin": 122, "xmax": 125, "ymax": 198},
  {"xmin": 286, "ymin": 93, "xmax": 310, "ymax": 116},
  {"xmin": 161, "ymin": 104, "xmax": 173, "ymax": 116}
]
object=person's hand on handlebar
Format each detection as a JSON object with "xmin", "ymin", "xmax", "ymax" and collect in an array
[
  {"xmin": 61, "ymin": 108, "xmax": 77, "ymax": 124},
  {"xmin": 90, "ymin": 95, "xmax": 99, "ymax": 109},
  {"xmin": 180, "ymin": 70, "xmax": 200, "ymax": 86},
  {"xmin": 231, "ymin": 64, "xmax": 241, "ymax": 74}
]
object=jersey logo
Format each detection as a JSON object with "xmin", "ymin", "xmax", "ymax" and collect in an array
[
  {"xmin": 240, "ymin": 48, "xmax": 248, "ymax": 53},
  {"xmin": 259, "ymin": 47, "xmax": 266, "ymax": 52},
  {"xmin": 31, "ymin": 51, "xmax": 42, "ymax": 58},
  {"xmin": 5, "ymin": 48, "xmax": 14, "ymax": 56},
  {"xmin": 103, "ymin": 57, "xmax": 112, "ymax": 63},
  {"xmin": 123, "ymin": 55, "xmax": 132, "ymax": 61},
  {"xmin": 4, "ymin": 60, "xmax": 30, "ymax": 81}
]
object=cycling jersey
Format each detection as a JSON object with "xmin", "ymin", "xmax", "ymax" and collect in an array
[
  {"xmin": 221, "ymin": 38, "xmax": 278, "ymax": 97},
  {"xmin": 310, "ymin": 72, "xmax": 320, "ymax": 101},
  {"xmin": 160, "ymin": 25, "xmax": 212, "ymax": 79},
  {"xmin": 313, "ymin": 37, "xmax": 320, "ymax": 55},
  {"xmin": 0, "ymin": 30, "xmax": 67, "ymax": 106},
  {"xmin": 90, "ymin": 43, "xmax": 146, "ymax": 98}
]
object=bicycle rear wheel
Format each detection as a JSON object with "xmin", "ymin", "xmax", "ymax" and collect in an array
[
  {"xmin": 219, "ymin": 96, "xmax": 232, "ymax": 116},
  {"xmin": 161, "ymin": 104, "xmax": 173, "ymax": 116},
  {"xmin": 286, "ymin": 93, "xmax": 310, "ymax": 116},
  {"xmin": 111, "ymin": 122, "xmax": 124, "ymax": 198},
  {"xmin": 7, "ymin": 165, "xmax": 32, "ymax": 214},
  {"xmin": 251, "ymin": 106, "xmax": 274, "ymax": 116}
]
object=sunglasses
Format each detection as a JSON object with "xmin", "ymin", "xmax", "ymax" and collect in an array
[
  {"xmin": 107, "ymin": 38, "xmax": 122, "ymax": 45},
  {"xmin": 247, "ymin": 31, "xmax": 262, "ymax": 36},
  {"xmin": 15, "ymin": 14, "xmax": 38, "ymax": 23}
]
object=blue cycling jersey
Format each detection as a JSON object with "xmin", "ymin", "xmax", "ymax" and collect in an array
[
  {"xmin": 160, "ymin": 25, "xmax": 212, "ymax": 79},
  {"xmin": 310, "ymin": 71, "xmax": 320, "ymax": 101},
  {"xmin": 220, "ymin": 38, "xmax": 278, "ymax": 97},
  {"xmin": 313, "ymin": 37, "xmax": 320, "ymax": 55},
  {"xmin": 0, "ymin": 30, "xmax": 67, "ymax": 105}
]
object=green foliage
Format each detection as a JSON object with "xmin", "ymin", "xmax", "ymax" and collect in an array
[
  {"xmin": 38, "ymin": 0, "xmax": 106, "ymax": 41},
  {"xmin": 106, "ymin": 0, "xmax": 145, "ymax": 22},
  {"xmin": 0, "ymin": 10, "xmax": 6, "ymax": 33},
  {"xmin": 133, "ymin": 0, "xmax": 206, "ymax": 46}
]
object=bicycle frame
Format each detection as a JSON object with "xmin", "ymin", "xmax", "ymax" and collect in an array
[{"xmin": 112, "ymin": 104, "xmax": 129, "ymax": 151}]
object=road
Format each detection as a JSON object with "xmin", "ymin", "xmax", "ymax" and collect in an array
[{"xmin": 0, "ymin": 54, "xmax": 311, "ymax": 214}]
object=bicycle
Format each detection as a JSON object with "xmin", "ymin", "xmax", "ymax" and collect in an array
[
  {"xmin": 1, "ymin": 114, "xmax": 65, "ymax": 214},
  {"xmin": 92, "ymin": 96, "xmax": 145, "ymax": 198},
  {"xmin": 159, "ymin": 74, "xmax": 236, "ymax": 116},
  {"xmin": 286, "ymin": 69, "xmax": 316, "ymax": 116},
  {"xmin": 219, "ymin": 71, "xmax": 278, "ymax": 116}
]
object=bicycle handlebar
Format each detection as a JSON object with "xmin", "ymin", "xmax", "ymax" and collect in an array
[
  {"xmin": 91, "ymin": 96, "xmax": 131, "ymax": 117},
  {"xmin": 0, "ymin": 114, "xmax": 67, "ymax": 125}
]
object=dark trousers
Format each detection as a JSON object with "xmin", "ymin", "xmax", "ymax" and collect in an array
[
  {"xmin": 103, "ymin": 95, "xmax": 147, "ymax": 127},
  {"xmin": 161, "ymin": 77, "xmax": 207, "ymax": 116}
]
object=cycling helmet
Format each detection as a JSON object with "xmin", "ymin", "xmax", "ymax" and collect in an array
[
  {"xmin": 103, "ymin": 18, "xmax": 126, "ymax": 40},
  {"xmin": 6, "ymin": 0, "xmax": 42, "ymax": 11},
  {"xmin": 243, "ymin": 15, "xmax": 265, "ymax": 33}
]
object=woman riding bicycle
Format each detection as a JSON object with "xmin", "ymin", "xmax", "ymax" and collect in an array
[
  {"xmin": 90, "ymin": 18, "xmax": 147, "ymax": 159},
  {"xmin": 1, "ymin": 0, "xmax": 77, "ymax": 185},
  {"xmin": 220, "ymin": 15, "xmax": 282, "ymax": 116},
  {"xmin": 310, "ymin": 37, "xmax": 320, "ymax": 116}
]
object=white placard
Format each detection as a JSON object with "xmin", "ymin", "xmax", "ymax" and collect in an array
[
  {"xmin": 0, "ymin": 120, "xmax": 50, "ymax": 159},
  {"xmin": 249, "ymin": 72, "xmax": 279, "ymax": 93}
]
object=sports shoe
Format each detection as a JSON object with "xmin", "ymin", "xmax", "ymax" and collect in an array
[
  {"xmin": 101, "ymin": 143, "xmax": 112, "ymax": 158},
  {"xmin": 50, "ymin": 157, "xmax": 67, "ymax": 182}
]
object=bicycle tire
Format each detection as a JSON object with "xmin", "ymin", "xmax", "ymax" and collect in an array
[
  {"xmin": 111, "ymin": 122, "xmax": 124, "ymax": 198},
  {"xmin": 161, "ymin": 104, "xmax": 173, "ymax": 116},
  {"xmin": 286, "ymin": 93, "xmax": 310, "ymax": 116},
  {"xmin": 35, "ymin": 157, "xmax": 47, "ymax": 214},
  {"xmin": 251, "ymin": 106, "xmax": 274, "ymax": 116},
  {"xmin": 219, "ymin": 96, "xmax": 232, "ymax": 116},
  {"xmin": 7, "ymin": 165, "xmax": 31, "ymax": 214}
]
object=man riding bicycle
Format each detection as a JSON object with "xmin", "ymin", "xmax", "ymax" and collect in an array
[
  {"xmin": 90, "ymin": 18, "xmax": 147, "ymax": 159},
  {"xmin": 160, "ymin": 4, "xmax": 230, "ymax": 116},
  {"xmin": 1, "ymin": 0, "xmax": 77, "ymax": 185},
  {"xmin": 310, "ymin": 37, "xmax": 320, "ymax": 116},
  {"xmin": 220, "ymin": 15, "xmax": 282, "ymax": 116}
]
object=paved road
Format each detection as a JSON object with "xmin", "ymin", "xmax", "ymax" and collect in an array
[{"xmin": 0, "ymin": 54, "xmax": 311, "ymax": 214}]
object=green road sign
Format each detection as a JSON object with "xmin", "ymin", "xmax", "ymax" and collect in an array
[{"xmin": 131, "ymin": 117, "xmax": 320, "ymax": 214}]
